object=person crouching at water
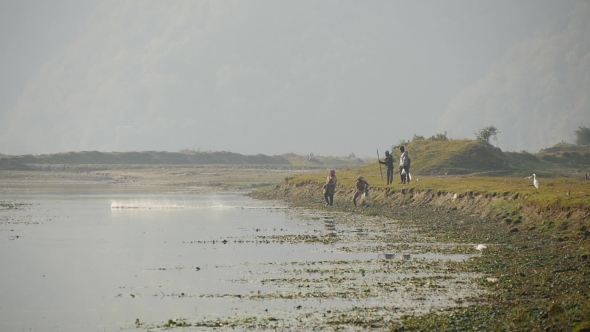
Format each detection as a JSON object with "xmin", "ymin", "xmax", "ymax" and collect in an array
[
  {"xmin": 353, "ymin": 175, "xmax": 369, "ymax": 207},
  {"xmin": 324, "ymin": 169, "xmax": 337, "ymax": 206}
]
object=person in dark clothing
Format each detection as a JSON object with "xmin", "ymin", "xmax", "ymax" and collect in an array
[
  {"xmin": 399, "ymin": 146, "xmax": 411, "ymax": 184},
  {"xmin": 324, "ymin": 169, "xmax": 337, "ymax": 206},
  {"xmin": 378, "ymin": 150, "xmax": 395, "ymax": 185}
]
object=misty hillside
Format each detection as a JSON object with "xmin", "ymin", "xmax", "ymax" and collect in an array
[
  {"xmin": 2, "ymin": 141, "xmax": 588, "ymax": 176},
  {"xmin": 0, "ymin": 1, "xmax": 578, "ymax": 156},
  {"xmin": 390, "ymin": 140, "xmax": 526, "ymax": 176},
  {"xmin": 404, "ymin": 140, "xmax": 509, "ymax": 175},
  {"xmin": 380, "ymin": 139, "xmax": 590, "ymax": 176},
  {"xmin": 440, "ymin": 2, "xmax": 590, "ymax": 152}
]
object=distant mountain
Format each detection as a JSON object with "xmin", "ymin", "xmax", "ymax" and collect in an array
[
  {"xmin": 439, "ymin": 2, "xmax": 590, "ymax": 152},
  {"xmin": 0, "ymin": 151, "xmax": 289, "ymax": 168}
]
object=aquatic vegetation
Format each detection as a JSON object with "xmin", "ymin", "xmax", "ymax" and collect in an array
[
  {"xmin": 0, "ymin": 200, "xmax": 31, "ymax": 210},
  {"xmin": 136, "ymin": 209, "xmax": 486, "ymax": 331}
]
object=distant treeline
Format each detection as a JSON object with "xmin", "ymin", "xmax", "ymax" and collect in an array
[
  {"xmin": 0, "ymin": 151, "xmax": 290, "ymax": 168},
  {"xmin": 3, "ymin": 141, "xmax": 589, "ymax": 176}
]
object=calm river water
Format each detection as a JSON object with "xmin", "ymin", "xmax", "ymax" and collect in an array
[{"xmin": 0, "ymin": 185, "xmax": 479, "ymax": 331}]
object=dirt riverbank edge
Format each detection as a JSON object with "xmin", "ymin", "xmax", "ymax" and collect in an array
[{"xmin": 249, "ymin": 179, "xmax": 590, "ymax": 331}]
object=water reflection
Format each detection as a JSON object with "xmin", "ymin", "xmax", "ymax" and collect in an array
[{"xmin": 0, "ymin": 187, "xmax": 482, "ymax": 331}]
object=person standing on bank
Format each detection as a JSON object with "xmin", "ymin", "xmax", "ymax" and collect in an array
[
  {"xmin": 324, "ymin": 169, "xmax": 337, "ymax": 206},
  {"xmin": 353, "ymin": 175, "xmax": 369, "ymax": 207},
  {"xmin": 399, "ymin": 146, "xmax": 411, "ymax": 184},
  {"xmin": 378, "ymin": 150, "xmax": 395, "ymax": 185}
]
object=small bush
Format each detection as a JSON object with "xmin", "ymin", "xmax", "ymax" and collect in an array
[
  {"xmin": 428, "ymin": 132, "xmax": 449, "ymax": 141},
  {"xmin": 412, "ymin": 134, "xmax": 425, "ymax": 141}
]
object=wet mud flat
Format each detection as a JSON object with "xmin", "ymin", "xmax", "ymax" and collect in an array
[
  {"xmin": 137, "ymin": 211, "xmax": 485, "ymax": 331},
  {"xmin": 0, "ymin": 182, "xmax": 486, "ymax": 331}
]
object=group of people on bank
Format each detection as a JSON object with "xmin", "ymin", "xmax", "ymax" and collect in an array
[
  {"xmin": 377, "ymin": 146, "xmax": 411, "ymax": 185},
  {"xmin": 323, "ymin": 146, "xmax": 411, "ymax": 207}
]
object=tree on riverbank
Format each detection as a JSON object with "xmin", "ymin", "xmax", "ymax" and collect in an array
[
  {"xmin": 575, "ymin": 126, "xmax": 590, "ymax": 145},
  {"xmin": 474, "ymin": 125, "xmax": 500, "ymax": 145}
]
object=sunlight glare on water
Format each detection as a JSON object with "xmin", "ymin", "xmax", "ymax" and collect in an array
[
  {"xmin": 110, "ymin": 198, "xmax": 185, "ymax": 209},
  {"xmin": 110, "ymin": 197, "xmax": 287, "ymax": 210}
]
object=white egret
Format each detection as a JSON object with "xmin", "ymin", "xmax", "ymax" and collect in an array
[
  {"xmin": 533, "ymin": 174, "xmax": 539, "ymax": 189},
  {"xmin": 475, "ymin": 244, "xmax": 487, "ymax": 251}
]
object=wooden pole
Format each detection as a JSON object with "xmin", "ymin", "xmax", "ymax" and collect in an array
[{"xmin": 376, "ymin": 149, "xmax": 383, "ymax": 182}]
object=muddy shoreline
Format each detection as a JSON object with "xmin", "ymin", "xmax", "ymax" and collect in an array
[
  {"xmin": 2, "ymin": 168, "xmax": 589, "ymax": 331},
  {"xmin": 249, "ymin": 179, "xmax": 590, "ymax": 331}
]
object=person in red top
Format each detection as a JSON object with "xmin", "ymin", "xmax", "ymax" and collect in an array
[{"xmin": 353, "ymin": 175, "xmax": 369, "ymax": 207}]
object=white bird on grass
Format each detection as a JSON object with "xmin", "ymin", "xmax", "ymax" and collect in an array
[
  {"xmin": 475, "ymin": 244, "xmax": 487, "ymax": 251},
  {"xmin": 524, "ymin": 174, "xmax": 540, "ymax": 190}
]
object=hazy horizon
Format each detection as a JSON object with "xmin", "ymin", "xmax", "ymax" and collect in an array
[{"xmin": 1, "ymin": 0, "xmax": 586, "ymax": 157}]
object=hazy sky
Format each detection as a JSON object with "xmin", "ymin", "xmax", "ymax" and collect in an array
[
  {"xmin": 0, "ymin": 0, "xmax": 101, "ymax": 119},
  {"xmin": 0, "ymin": 0, "xmax": 580, "ymax": 156}
]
